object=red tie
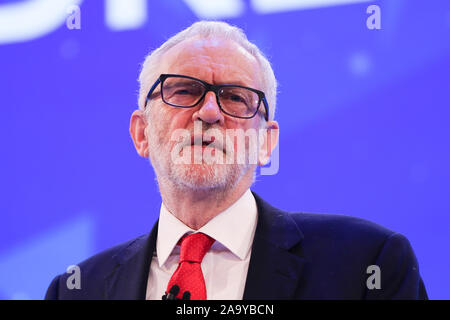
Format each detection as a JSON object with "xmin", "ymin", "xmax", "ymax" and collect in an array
[{"xmin": 166, "ymin": 232, "xmax": 215, "ymax": 300}]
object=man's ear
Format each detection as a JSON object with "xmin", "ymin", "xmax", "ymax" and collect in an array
[
  {"xmin": 258, "ymin": 120, "xmax": 279, "ymax": 166},
  {"xmin": 130, "ymin": 109, "xmax": 149, "ymax": 158}
]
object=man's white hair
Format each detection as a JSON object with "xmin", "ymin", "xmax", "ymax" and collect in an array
[{"xmin": 137, "ymin": 20, "xmax": 277, "ymax": 121}]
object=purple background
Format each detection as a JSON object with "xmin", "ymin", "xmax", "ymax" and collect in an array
[{"xmin": 1, "ymin": 0, "xmax": 449, "ymax": 299}]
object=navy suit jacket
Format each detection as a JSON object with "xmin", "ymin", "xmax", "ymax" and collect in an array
[{"xmin": 45, "ymin": 192, "xmax": 427, "ymax": 299}]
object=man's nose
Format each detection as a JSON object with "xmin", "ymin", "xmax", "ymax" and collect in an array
[{"xmin": 192, "ymin": 91, "xmax": 225, "ymax": 125}]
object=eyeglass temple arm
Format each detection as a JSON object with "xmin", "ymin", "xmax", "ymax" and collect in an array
[
  {"xmin": 145, "ymin": 78, "xmax": 162, "ymax": 106},
  {"xmin": 262, "ymin": 96, "xmax": 269, "ymax": 121}
]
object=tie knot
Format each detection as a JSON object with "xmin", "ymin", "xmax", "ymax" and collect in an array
[{"xmin": 179, "ymin": 233, "xmax": 215, "ymax": 263}]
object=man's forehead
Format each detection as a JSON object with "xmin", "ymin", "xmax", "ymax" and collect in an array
[{"xmin": 159, "ymin": 37, "xmax": 261, "ymax": 87}]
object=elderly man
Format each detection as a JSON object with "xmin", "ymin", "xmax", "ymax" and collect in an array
[{"xmin": 45, "ymin": 21, "xmax": 427, "ymax": 300}]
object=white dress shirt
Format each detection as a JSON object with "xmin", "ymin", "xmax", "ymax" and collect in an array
[{"xmin": 146, "ymin": 189, "xmax": 258, "ymax": 300}]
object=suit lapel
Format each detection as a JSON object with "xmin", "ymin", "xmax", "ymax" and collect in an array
[
  {"xmin": 104, "ymin": 219, "xmax": 159, "ymax": 300},
  {"xmin": 243, "ymin": 192, "xmax": 306, "ymax": 299}
]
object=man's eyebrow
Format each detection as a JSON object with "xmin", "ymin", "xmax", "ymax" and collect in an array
[
  {"xmin": 171, "ymin": 71, "xmax": 257, "ymax": 88},
  {"xmin": 215, "ymin": 79, "xmax": 254, "ymax": 87}
]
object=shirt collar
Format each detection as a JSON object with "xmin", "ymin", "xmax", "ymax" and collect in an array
[{"xmin": 156, "ymin": 189, "xmax": 258, "ymax": 268}]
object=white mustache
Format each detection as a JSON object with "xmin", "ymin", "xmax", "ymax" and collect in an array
[
  {"xmin": 169, "ymin": 125, "xmax": 265, "ymax": 165},
  {"xmin": 188, "ymin": 133, "xmax": 226, "ymax": 153}
]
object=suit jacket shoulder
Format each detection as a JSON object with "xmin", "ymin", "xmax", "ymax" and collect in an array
[
  {"xmin": 247, "ymin": 193, "xmax": 427, "ymax": 299},
  {"xmin": 45, "ymin": 234, "xmax": 151, "ymax": 300}
]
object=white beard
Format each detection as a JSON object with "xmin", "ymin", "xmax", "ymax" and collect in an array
[{"xmin": 147, "ymin": 120, "xmax": 253, "ymax": 191}]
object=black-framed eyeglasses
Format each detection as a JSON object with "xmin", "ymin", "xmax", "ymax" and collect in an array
[{"xmin": 145, "ymin": 74, "xmax": 269, "ymax": 121}]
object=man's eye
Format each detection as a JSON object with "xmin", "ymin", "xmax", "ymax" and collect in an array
[
  {"xmin": 172, "ymin": 84, "xmax": 202, "ymax": 96},
  {"xmin": 230, "ymin": 94, "xmax": 245, "ymax": 103},
  {"xmin": 223, "ymin": 92, "xmax": 248, "ymax": 105},
  {"xmin": 174, "ymin": 89, "xmax": 193, "ymax": 95}
]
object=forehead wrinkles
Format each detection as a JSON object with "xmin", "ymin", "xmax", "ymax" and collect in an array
[{"xmin": 160, "ymin": 37, "xmax": 261, "ymax": 87}]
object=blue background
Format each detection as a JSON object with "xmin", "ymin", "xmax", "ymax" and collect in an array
[{"xmin": 1, "ymin": 0, "xmax": 449, "ymax": 299}]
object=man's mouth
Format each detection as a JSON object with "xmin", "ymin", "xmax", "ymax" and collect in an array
[{"xmin": 190, "ymin": 135, "xmax": 224, "ymax": 153}]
